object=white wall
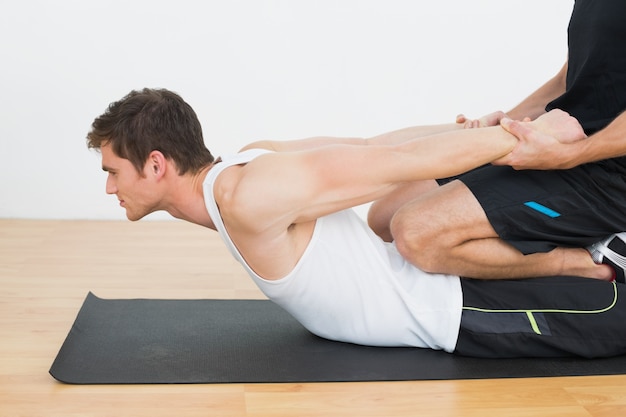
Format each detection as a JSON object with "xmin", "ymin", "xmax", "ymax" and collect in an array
[{"xmin": 0, "ymin": 0, "xmax": 572, "ymax": 220}]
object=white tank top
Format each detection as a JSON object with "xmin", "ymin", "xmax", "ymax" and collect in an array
[{"xmin": 204, "ymin": 149, "xmax": 462, "ymax": 352}]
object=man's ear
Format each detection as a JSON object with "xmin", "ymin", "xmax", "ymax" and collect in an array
[{"xmin": 146, "ymin": 150, "xmax": 168, "ymax": 180}]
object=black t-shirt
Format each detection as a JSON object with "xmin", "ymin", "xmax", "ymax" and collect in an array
[{"xmin": 546, "ymin": 0, "xmax": 626, "ymax": 134}]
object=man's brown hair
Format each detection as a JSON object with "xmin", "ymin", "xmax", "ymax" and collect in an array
[{"xmin": 87, "ymin": 88, "xmax": 215, "ymax": 175}]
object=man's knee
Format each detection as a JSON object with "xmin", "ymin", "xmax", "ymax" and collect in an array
[
  {"xmin": 390, "ymin": 209, "xmax": 447, "ymax": 272},
  {"xmin": 390, "ymin": 180, "xmax": 491, "ymax": 272}
]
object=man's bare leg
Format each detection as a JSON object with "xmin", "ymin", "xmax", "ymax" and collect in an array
[
  {"xmin": 389, "ymin": 180, "xmax": 613, "ymax": 280},
  {"xmin": 368, "ymin": 180, "xmax": 439, "ymax": 242}
]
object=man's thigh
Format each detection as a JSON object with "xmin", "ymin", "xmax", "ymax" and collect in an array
[{"xmin": 391, "ymin": 179, "xmax": 498, "ymax": 247}]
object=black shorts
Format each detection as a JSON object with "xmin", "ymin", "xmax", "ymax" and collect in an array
[
  {"xmin": 455, "ymin": 277, "xmax": 626, "ymax": 358},
  {"xmin": 438, "ymin": 158, "xmax": 626, "ymax": 254}
]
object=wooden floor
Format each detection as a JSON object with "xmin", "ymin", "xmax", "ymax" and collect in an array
[{"xmin": 2, "ymin": 219, "xmax": 626, "ymax": 416}]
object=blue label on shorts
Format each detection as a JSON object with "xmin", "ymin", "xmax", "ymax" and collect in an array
[{"xmin": 524, "ymin": 201, "xmax": 561, "ymax": 218}]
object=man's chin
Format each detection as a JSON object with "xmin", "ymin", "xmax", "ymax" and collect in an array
[{"xmin": 125, "ymin": 211, "xmax": 148, "ymax": 222}]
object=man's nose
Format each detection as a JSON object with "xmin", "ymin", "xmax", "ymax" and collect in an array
[{"xmin": 105, "ymin": 175, "xmax": 117, "ymax": 195}]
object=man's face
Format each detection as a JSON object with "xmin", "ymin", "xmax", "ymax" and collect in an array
[{"xmin": 100, "ymin": 143, "xmax": 159, "ymax": 221}]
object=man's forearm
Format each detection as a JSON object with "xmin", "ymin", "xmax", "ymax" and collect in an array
[
  {"xmin": 367, "ymin": 123, "xmax": 463, "ymax": 145},
  {"xmin": 240, "ymin": 122, "xmax": 464, "ymax": 153},
  {"xmin": 507, "ymin": 61, "xmax": 568, "ymax": 121},
  {"xmin": 569, "ymin": 111, "xmax": 626, "ymax": 166}
]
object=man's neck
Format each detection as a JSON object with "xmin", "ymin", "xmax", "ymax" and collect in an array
[{"xmin": 163, "ymin": 164, "xmax": 216, "ymax": 229}]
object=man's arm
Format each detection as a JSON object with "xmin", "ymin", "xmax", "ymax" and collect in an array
[
  {"xmin": 497, "ymin": 110, "xmax": 626, "ymax": 170},
  {"xmin": 506, "ymin": 61, "xmax": 568, "ymax": 121},
  {"xmin": 233, "ymin": 111, "xmax": 583, "ymax": 232},
  {"xmin": 239, "ymin": 123, "xmax": 465, "ymax": 153},
  {"xmin": 232, "ymin": 125, "xmax": 517, "ymax": 232},
  {"xmin": 458, "ymin": 61, "xmax": 568, "ymax": 128}
]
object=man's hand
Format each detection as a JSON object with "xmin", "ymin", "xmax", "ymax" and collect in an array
[
  {"xmin": 456, "ymin": 111, "xmax": 509, "ymax": 129},
  {"xmin": 527, "ymin": 109, "xmax": 586, "ymax": 143},
  {"xmin": 494, "ymin": 109, "xmax": 587, "ymax": 170}
]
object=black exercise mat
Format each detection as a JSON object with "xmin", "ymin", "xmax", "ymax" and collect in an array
[{"xmin": 50, "ymin": 292, "xmax": 626, "ymax": 384}]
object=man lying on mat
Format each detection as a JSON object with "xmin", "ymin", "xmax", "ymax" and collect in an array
[{"xmin": 85, "ymin": 88, "xmax": 626, "ymax": 358}]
